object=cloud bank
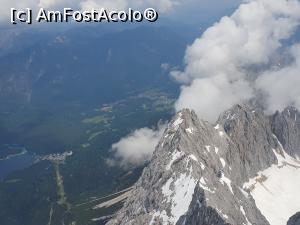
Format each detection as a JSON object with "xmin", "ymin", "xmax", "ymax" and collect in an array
[
  {"xmin": 172, "ymin": 0, "xmax": 300, "ymax": 122},
  {"xmin": 110, "ymin": 126, "xmax": 165, "ymax": 168},
  {"xmin": 256, "ymin": 44, "xmax": 300, "ymax": 113}
]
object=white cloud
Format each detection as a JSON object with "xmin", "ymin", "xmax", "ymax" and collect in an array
[
  {"xmin": 111, "ymin": 126, "xmax": 165, "ymax": 168},
  {"xmin": 172, "ymin": 0, "xmax": 300, "ymax": 122},
  {"xmin": 112, "ymin": 0, "xmax": 300, "ymax": 167},
  {"xmin": 176, "ymin": 76, "xmax": 253, "ymax": 122},
  {"xmin": 256, "ymin": 44, "xmax": 300, "ymax": 113}
]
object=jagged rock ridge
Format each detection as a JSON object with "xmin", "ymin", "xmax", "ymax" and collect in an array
[
  {"xmin": 107, "ymin": 104, "xmax": 300, "ymax": 225},
  {"xmin": 271, "ymin": 106, "xmax": 300, "ymax": 157}
]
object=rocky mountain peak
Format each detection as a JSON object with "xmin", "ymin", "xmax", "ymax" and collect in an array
[
  {"xmin": 217, "ymin": 104, "xmax": 279, "ymax": 180},
  {"xmin": 107, "ymin": 105, "xmax": 300, "ymax": 225}
]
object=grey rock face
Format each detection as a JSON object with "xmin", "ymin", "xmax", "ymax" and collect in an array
[
  {"xmin": 287, "ymin": 212, "xmax": 300, "ymax": 225},
  {"xmin": 107, "ymin": 105, "xmax": 299, "ymax": 225},
  {"xmin": 217, "ymin": 104, "xmax": 279, "ymax": 182},
  {"xmin": 271, "ymin": 106, "xmax": 300, "ymax": 157},
  {"xmin": 176, "ymin": 185, "xmax": 230, "ymax": 225}
]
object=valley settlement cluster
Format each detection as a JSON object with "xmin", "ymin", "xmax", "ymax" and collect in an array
[{"xmin": 11, "ymin": 7, "xmax": 158, "ymax": 24}]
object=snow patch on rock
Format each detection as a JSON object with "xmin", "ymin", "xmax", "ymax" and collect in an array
[
  {"xmin": 188, "ymin": 154, "xmax": 198, "ymax": 162},
  {"xmin": 214, "ymin": 124, "xmax": 220, "ymax": 130},
  {"xmin": 220, "ymin": 173, "xmax": 234, "ymax": 195},
  {"xmin": 166, "ymin": 149, "xmax": 185, "ymax": 170},
  {"xmin": 205, "ymin": 145, "xmax": 211, "ymax": 152},
  {"xmin": 216, "ymin": 208, "xmax": 229, "ymax": 220},
  {"xmin": 149, "ymin": 210, "xmax": 170, "ymax": 225},
  {"xmin": 220, "ymin": 158, "xmax": 226, "ymax": 167},
  {"xmin": 215, "ymin": 147, "xmax": 219, "ymax": 154},
  {"xmin": 161, "ymin": 172, "xmax": 198, "ymax": 224},
  {"xmin": 240, "ymin": 206, "xmax": 252, "ymax": 225},
  {"xmin": 186, "ymin": 127, "xmax": 194, "ymax": 134},
  {"xmin": 173, "ymin": 117, "xmax": 183, "ymax": 127},
  {"xmin": 243, "ymin": 148, "xmax": 300, "ymax": 225}
]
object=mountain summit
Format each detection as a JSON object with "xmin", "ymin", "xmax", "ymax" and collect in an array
[{"xmin": 107, "ymin": 104, "xmax": 300, "ymax": 225}]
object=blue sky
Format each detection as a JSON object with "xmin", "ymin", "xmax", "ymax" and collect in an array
[{"xmin": 167, "ymin": 0, "xmax": 242, "ymax": 27}]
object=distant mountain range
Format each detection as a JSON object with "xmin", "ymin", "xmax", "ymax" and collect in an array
[
  {"xmin": 0, "ymin": 24, "xmax": 200, "ymax": 110},
  {"xmin": 108, "ymin": 104, "xmax": 300, "ymax": 225}
]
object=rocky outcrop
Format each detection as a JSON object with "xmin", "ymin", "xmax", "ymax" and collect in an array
[
  {"xmin": 217, "ymin": 104, "xmax": 279, "ymax": 183},
  {"xmin": 287, "ymin": 212, "xmax": 300, "ymax": 225},
  {"xmin": 107, "ymin": 104, "xmax": 300, "ymax": 225},
  {"xmin": 271, "ymin": 106, "xmax": 300, "ymax": 157}
]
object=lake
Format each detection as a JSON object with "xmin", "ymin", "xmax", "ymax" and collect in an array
[{"xmin": 0, "ymin": 145, "xmax": 36, "ymax": 179}]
